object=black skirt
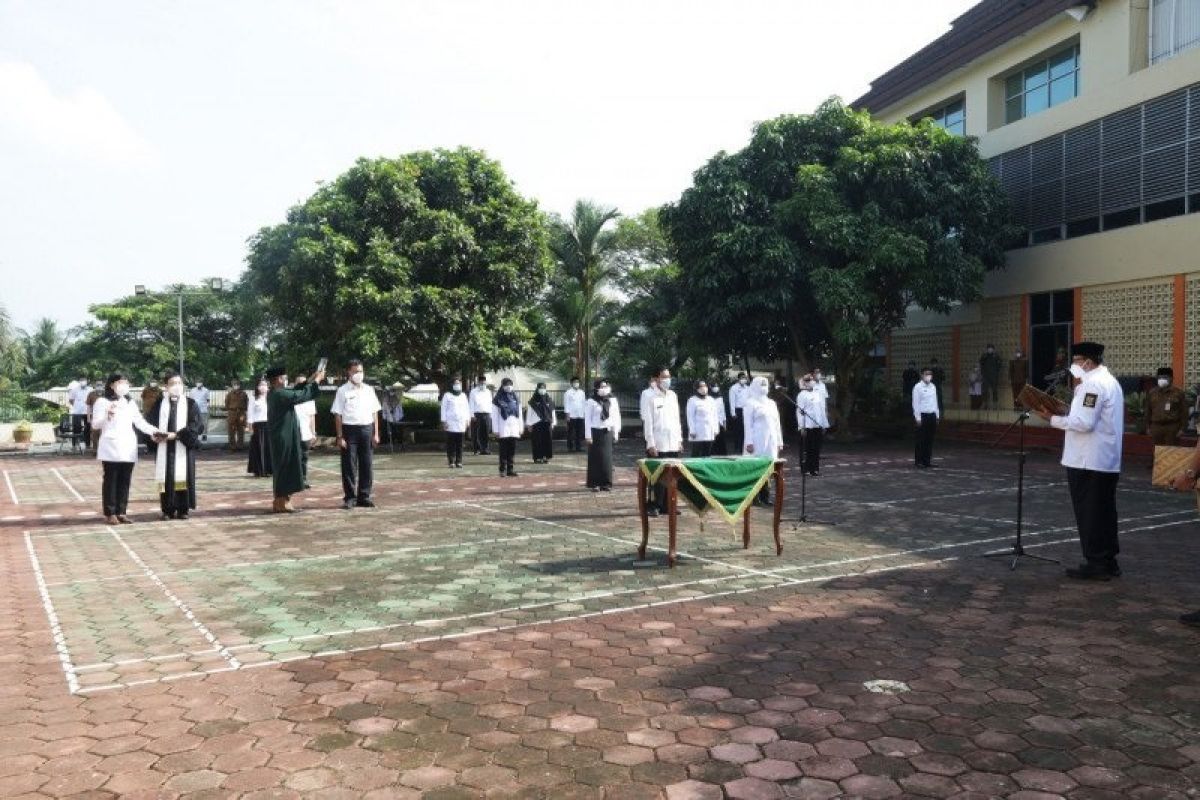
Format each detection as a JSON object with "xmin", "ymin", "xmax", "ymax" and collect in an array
[
  {"xmin": 248, "ymin": 421, "xmax": 272, "ymax": 477},
  {"xmin": 587, "ymin": 428, "xmax": 613, "ymax": 488},
  {"xmin": 531, "ymin": 421, "xmax": 553, "ymax": 461}
]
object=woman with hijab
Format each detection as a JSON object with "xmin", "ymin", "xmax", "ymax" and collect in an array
[
  {"xmin": 91, "ymin": 373, "xmax": 163, "ymax": 524},
  {"xmin": 742, "ymin": 375, "xmax": 784, "ymax": 506},
  {"xmin": 585, "ymin": 379, "xmax": 622, "ymax": 491},
  {"xmin": 686, "ymin": 380, "xmax": 721, "ymax": 458},
  {"xmin": 490, "ymin": 377, "xmax": 524, "ymax": 477},
  {"xmin": 526, "ymin": 381, "xmax": 557, "ymax": 464},
  {"xmin": 144, "ymin": 372, "xmax": 204, "ymax": 520},
  {"xmin": 709, "ymin": 382, "xmax": 728, "ymax": 455},
  {"xmin": 247, "ymin": 377, "xmax": 272, "ymax": 478}
]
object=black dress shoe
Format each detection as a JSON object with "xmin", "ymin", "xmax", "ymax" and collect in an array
[
  {"xmin": 507, "ymin": 470, "xmax": 519, "ymax": 477},
  {"xmin": 304, "ymin": 483, "xmax": 312, "ymax": 489},
  {"xmin": 357, "ymin": 499, "xmax": 375, "ymax": 508},
  {"xmin": 591, "ymin": 487, "xmax": 600, "ymax": 493},
  {"xmin": 1180, "ymin": 610, "xmax": 1200, "ymax": 627},
  {"xmin": 646, "ymin": 507, "xmax": 660, "ymax": 517},
  {"xmin": 599, "ymin": 486, "xmax": 611, "ymax": 492},
  {"xmin": 177, "ymin": 513, "xmax": 189, "ymax": 520},
  {"xmin": 1065, "ymin": 563, "xmax": 1111, "ymax": 581},
  {"xmin": 341, "ymin": 500, "xmax": 355, "ymax": 510}
]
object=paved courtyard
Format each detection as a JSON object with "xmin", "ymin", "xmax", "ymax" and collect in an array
[{"xmin": 1, "ymin": 437, "xmax": 1199, "ymax": 798}]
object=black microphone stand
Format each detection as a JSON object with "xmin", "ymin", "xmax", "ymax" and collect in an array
[
  {"xmin": 981, "ymin": 410, "xmax": 1058, "ymax": 570},
  {"xmin": 791, "ymin": 398, "xmax": 835, "ymax": 527}
]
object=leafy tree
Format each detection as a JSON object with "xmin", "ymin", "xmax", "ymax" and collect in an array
[
  {"xmin": 18, "ymin": 318, "xmax": 70, "ymax": 381},
  {"xmin": 245, "ymin": 148, "xmax": 550, "ymax": 388},
  {"xmin": 546, "ymin": 200, "xmax": 622, "ymax": 383},
  {"xmin": 0, "ymin": 303, "xmax": 27, "ymax": 390},
  {"xmin": 661, "ymin": 99, "xmax": 1015, "ymax": 424}
]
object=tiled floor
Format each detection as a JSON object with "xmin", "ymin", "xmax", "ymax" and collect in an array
[{"xmin": 2, "ymin": 439, "xmax": 1198, "ymax": 798}]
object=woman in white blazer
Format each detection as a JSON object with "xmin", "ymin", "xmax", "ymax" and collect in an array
[{"xmin": 91, "ymin": 373, "xmax": 162, "ymax": 524}]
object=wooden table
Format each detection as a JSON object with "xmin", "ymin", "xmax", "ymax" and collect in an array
[{"xmin": 636, "ymin": 459, "xmax": 785, "ymax": 567}]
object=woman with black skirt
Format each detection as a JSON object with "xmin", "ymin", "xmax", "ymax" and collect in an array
[
  {"xmin": 526, "ymin": 382, "xmax": 557, "ymax": 464},
  {"xmin": 585, "ymin": 379, "xmax": 622, "ymax": 492},
  {"xmin": 247, "ymin": 377, "xmax": 272, "ymax": 477}
]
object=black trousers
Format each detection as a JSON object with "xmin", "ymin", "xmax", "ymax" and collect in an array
[
  {"xmin": 446, "ymin": 431, "xmax": 464, "ymax": 465},
  {"xmin": 498, "ymin": 437, "xmax": 518, "ymax": 473},
  {"xmin": 101, "ymin": 461, "xmax": 134, "ymax": 517},
  {"xmin": 300, "ymin": 440, "xmax": 310, "ymax": 483},
  {"xmin": 983, "ymin": 379, "xmax": 999, "ymax": 405},
  {"xmin": 732, "ymin": 410, "xmax": 745, "ymax": 451},
  {"xmin": 915, "ymin": 413, "xmax": 937, "ymax": 466},
  {"xmin": 472, "ymin": 413, "xmax": 490, "ymax": 454},
  {"xmin": 690, "ymin": 440, "xmax": 713, "ymax": 458},
  {"xmin": 340, "ymin": 423, "xmax": 374, "ymax": 502},
  {"xmin": 567, "ymin": 418, "xmax": 586, "ymax": 452},
  {"xmin": 649, "ymin": 450, "xmax": 681, "ymax": 511},
  {"xmin": 801, "ymin": 427, "xmax": 824, "ymax": 474},
  {"xmin": 587, "ymin": 429, "xmax": 613, "ymax": 488},
  {"xmin": 71, "ymin": 413, "xmax": 87, "ymax": 446},
  {"xmin": 1066, "ymin": 467, "xmax": 1120, "ymax": 565},
  {"xmin": 248, "ymin": 422, "xmax": 272, "ymax": 476},
  {"xmin": 711, "ymin": 426, "xmax": 728, "ymax": 456}
]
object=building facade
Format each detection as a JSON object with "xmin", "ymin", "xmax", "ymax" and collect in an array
[{"xmin": 855, "ymin": 0, "xmax": 1200, "ymax": 408}]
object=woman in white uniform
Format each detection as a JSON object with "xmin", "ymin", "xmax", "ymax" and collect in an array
[
  {"xmin": 685, "ymin": 380, "xmax": 721, "ymax": 458},
  {"xmin": 742, "ymin": 376, "xmax": 784, "ymax": 506},
  {"xmin": 585, "ymin": 379, "xmax": 622, "ymax": 491},
  {"xmin": 91, "ymin": 373, "xmax": 162, "ymax": 524}
]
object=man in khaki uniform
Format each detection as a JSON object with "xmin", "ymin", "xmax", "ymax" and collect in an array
[
  {"xmin": 225, "ymin": 379, "xmax": 249, "ymax": 451},
  {"xmin": 141, "ymin": 380, "xmax": 162, "ymax": 413},
  {"xmin": 1146, "ymin": 367, "xmax": 1187, "ymax": 445}
]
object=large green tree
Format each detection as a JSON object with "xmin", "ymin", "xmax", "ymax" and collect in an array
[
  {"xmin": 661, "ymin": 99, "xmax": 1015, "ymax": 423},
  {"xmin": 546, "ymin": 200, "xmax": 622, "ymax": 383},
  {"xmin": 19, "ymin": 318, "xmax": 69, "ymax": 382},
  {"xmin": 0, "ymin": 304, "xmax": 27, "ymax": 390},
  {"xmin": 245, "ymin": 148, "xmax": 550, "ymax": 387}
]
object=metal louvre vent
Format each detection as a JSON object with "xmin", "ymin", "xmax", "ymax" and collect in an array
[{"xmin": 996, "ymin": 82, "xmax": 1200, "ymax": 244}]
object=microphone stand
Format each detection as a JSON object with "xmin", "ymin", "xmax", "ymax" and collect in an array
[
  {"xmin": 791, "ymin": 397, "xmax": 835, "ymax": 528},
  {"xmin": 981, "ymin": 410, "xmax": 1058, "ymax": 570}
]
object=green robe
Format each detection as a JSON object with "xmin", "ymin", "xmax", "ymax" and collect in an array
[{"xmin": 267, "ymin": 383, "xmax": 319, "ymax": 497}]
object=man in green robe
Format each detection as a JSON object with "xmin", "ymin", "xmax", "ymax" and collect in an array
[{"xmin": 265, "ymin": 365, "xmax": 325, "ymax": 512}]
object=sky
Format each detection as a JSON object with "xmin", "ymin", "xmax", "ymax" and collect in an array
[{"xmin": 0, "ymin": 0, "xmax": 979, "ymax": 334}]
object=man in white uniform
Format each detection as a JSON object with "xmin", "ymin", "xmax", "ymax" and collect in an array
[
  {"xmin": 728, "ymin": 371, "xmax": 750, "ymax": 452},
  {"xmin": 440, "ymin": 380, "xmax": 471, "ymax": 468},
  {"xmin": 796, "ymin": 374, "xmax": 830, "ymax": 476},
  {"xmin": 912, "ymin": 367, "xmax": 940, "ymax": 468},
  {"xmin": 68, "ymin": 376, "xmax": 89, "ymax": 448},
  {"xmin": 640, "ymin": 367, "xmax": 683, "ymax": 517},
  {"xmin": 469, "ymin": 376, "xmax": 493, "ymax": 456},
  {"xmin": 1032, "ymin": 341, "xmax": 1124, "ymax": 581},
  {"xmin": 295, "ymin": 393, "xmax": 317, "ymax": 489},
  {"xmin": 188, "ymin": 378, "xmax": 211, "ymax": 444},
  {"xmin": 563, "ymin": 377, "xmax": 587, "ymax": 453},
  {"xmin": 331, "ymin": 359, "xmax": 382, "ymax": 509}
]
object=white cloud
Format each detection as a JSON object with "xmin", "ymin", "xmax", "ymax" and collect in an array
[{"xmin": 0, "ymin": 61, "xmax": 156, "ymax": 166}]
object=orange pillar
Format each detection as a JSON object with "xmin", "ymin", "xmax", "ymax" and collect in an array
[
  {"xmin": 1174, "ymin": 274, "xmax": 1187, "ymax": 380},
  {"xmin": 1019, "ymin": 294, "xmax": 1030, "ymax": 354},
  {"xmin": 951, "ymin": 325, "xmax": 961, "ymax": 403},
  {"xmin": 1073, "ymin": 287, "xmax": 1083, "ymax": 343}
]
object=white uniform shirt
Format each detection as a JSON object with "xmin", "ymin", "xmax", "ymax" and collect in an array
[
  {"xmin": 248, "ymin": 395, "xmax": 269, "ymax": 425},
  {"xmin": 585, "ymin": 397, "xmax": 622, "ymax": 439},
  {"xmin": 490, "ymin": 393, "xmax": 525, "ymax": 438},
  {"xmin": 912, "ymin": 381, "xmax": 939, "ymax": 421},
  {"xmin": 66, "ymin": 380, "xmax": 80, "ymax": 411},
  {"xmin": 564, "ymin": 387, "xmax": 587, "ymax": 419},
  {"xmin": 188, "ymin": 386, "xmax": 210, "ymax": 414},
  {"xmin": 331, "ymin": 382, "xmax": 381, "ymax": 426},
  {"xmin": 686, "ymin": 395, "xmax": 722, "ymax": 442},
  {"xmin": 710, "ymin": 394, "xmax": 728, "ymax": 427},
  {"xmin": 92, "ymin": 397, "xmax": 159, "ymax": 463},
  {"xmin": 440, "ymin": 392, "xmax": 472, "ymax": 433},
  {"xmin": 640, "ymin": 386, "xmax": 683, "ymax": 453},
  {"xmin": 796, "ymin": 389, "xmax": 829, "ymax": 429},
  {"xmin": 295, "ymin": 400, "xmax": 317, "ymax": 443},
  {"xmin": 812, "ymin": 380, "xmax": 829, "ymax": 415},
  {"xmin": 469, "ymin": 385, "xmax": 493, "ymax": 414},
  {"xmin": 71, "ymin": 381, "xmax": 91, "ymax": 415},
  {"xmin": 1051, "ymin": 365, "xmax": 1124, "ymax": 473},
  {"xmin": 742, "ymin": 396, "xmax": 783, "ymax": 456},
  {"xmin": 729, "ymin": 381, "xmax": 749, "ymax": 413}
]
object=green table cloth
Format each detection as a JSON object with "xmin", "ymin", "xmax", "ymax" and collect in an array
[{"xmin": 639, "ymin": 457, "xmax": 777, "ymax": 524}]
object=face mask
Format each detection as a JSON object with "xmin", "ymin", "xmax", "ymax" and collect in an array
[
  {"xmin": 452, "ymin": 383, "xmax": 462, "ymax": 393},
  {"xmin": 115, "ymin": 382, "xmax": 130, "ymax": 397},
  {"xmin": 537, "ymin": 388, "xmax": 546, "ymax": 395},
  {"xmin": 1068, "ymin": 363, "xmax": 1086, "ymax": 379},
  {"xmin": 168, "ymin": 384, "xmax": 184, "ymax": 398},
  {"xmin": 502, "ymin": 385, "xmax": 513, "ymax": 393},
  {"xmin": 813, "ymin": 373, "xmax": 821, "ymax": 381},
  {"xmin": 571, "ymin": 382, "xmax": 579, "ymax": 388},
  {"xmin": 196, "ymin": 381, "xmax": 203, "ymax": 387},
  {"xmin": 150, "ymin": 382, "xmax": 158, "ymax": 388},
  {"xmin": 659, "ymin": 378, "xmax": 671, "ymax": 391},
  {"xmin": 710, "ymin": 389, "xmax": 720, "ymax": 397},
  {"xmin": 922, "ymin": 375, "xmax": 932, "ymax": 384},
  {"xmin": 350, "ymin": 372, "xmax": 364, "ymax": 385},
  {"xmin": 1158, "ymin": 378, "xmax": 1169, "ymax": 388},
  {"xmin": 697, "ymin": 387, "xmax": 708, "ymax": 396},
  {"xmin": 597, "ymin": 387, "xmax": 611, "ymax": 397},
  {"xmin": 802, "ymin": 382, "xmax": 813, "ymax": 390},
  {"xmin": 258, "ymin": 384, "xmax": 268, "ymax": 395},
  {"xmin": 738, "ymin": 378, "xmax": 748, "ymax": 386}
]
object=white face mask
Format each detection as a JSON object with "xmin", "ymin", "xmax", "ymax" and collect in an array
[
  {"xmin": 167, "ymin": 383, "xmax": 184, "ymax": 398},
  {"xmin": 738, "ymin": 378, "xmax": 748, "ymax": 386},
  {"xmin": 350, "ymin": 372, "xmax": 364, "ymax": 385},
  {"xmin": 115, "ymin": 382, "xmax": 130, "ymax": 397},
  {"xmin": 571, "ymin": 382, "xmax": 579, "ymax": 389},
  {"xmin": 813, "ymin": 373, "xmax": 821, "ymax": 381},
  {"xmin": 1069, "ymin": 363, "xmax": 1086, "ymax": 379},
  {"xmin": 258, "ymin": 384, "xmax": 268, "ymax": 395},
  {"xmin": 537, "ymin": 388, "xmax": 546, "ymax": 395},
  {"xmin": 659, "ymin": 378, "xmax": 671, "ymax": 391},
  {"xmin": 697, "ymin": 387, "xmax": 708, "ymax": 396},
  {"xmin": 921, "ymin": 375, "xmax": 932, "ymax": 384},
  {"xmin": 597, "ymin": 387, "xmax": 611, "ymax": 397},
  {"xmin": 1158, "ymin": 378, "xmax": 1170, "ymax": 388},
  {"xmin": 452, "ymin": 383, "xmax": 462, "ymax": 392}
]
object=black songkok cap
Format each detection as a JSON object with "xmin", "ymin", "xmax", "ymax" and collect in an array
[
  {"xmin": 264, "ymin": 366, "xmax": 287, "ymax": 380},
  {"xmin": 1158, "ymin": 367, "xmax": 1174, "ymax": 378},
  {"xmin": 1071, "ymin": 342, "xmax": 1104, "ymax": 362}
]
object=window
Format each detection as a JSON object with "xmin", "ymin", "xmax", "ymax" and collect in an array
[
  {"xmin": 1005, "ymin": 45, "xmax": 1079, "ymax": 124},
  {"xmin": 923, "ymin": 98, "xmax": 965, "ymax": 136},
  {"xmin": 1151, "ymin": 0, "xmax": 1200, "ymax": 64}
]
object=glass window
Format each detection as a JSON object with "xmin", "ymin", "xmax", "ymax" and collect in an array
[
  {"xmin": 1152, "ymin": 0, "xmax": 1200, "ymax": 64},
  {"xmin": 919, "ymin": 98, "xmax": 966, "ymax": 136},
  {"xmin": 1002, "ymin": 44, "xmax": 1078, "ymax": 124}
]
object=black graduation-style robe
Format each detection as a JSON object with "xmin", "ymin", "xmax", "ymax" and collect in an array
[
  {"xmin": 267, "ymin": 382, "xmax": 320, "ymax": 497},
  {"xmin": 145, "ymin": 396, "xmax": 204, "ymax": 511}
]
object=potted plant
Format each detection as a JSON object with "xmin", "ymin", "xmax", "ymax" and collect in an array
[{"xmin": 13, "ymin": 420, "xmax": 33, "ymax": 444}]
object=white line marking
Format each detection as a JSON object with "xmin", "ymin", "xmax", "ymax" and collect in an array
[
  {"xmin": 24, "ymin": 532, "xmax": 79, "ymax": 694},
  {"xmin": 862, "ymin": 482, "xmax": 1065, "ymax": 507},
  {"xmin": 3, "ymin": 470, "xmax": 18, "ymax": 505},
  {"xmin": 108, "ymin": 528, "xmax": 242, "ymax": 669},
  {"xmin": 51, "ymin": 468, "xmax": 86, "ymax": 502}
]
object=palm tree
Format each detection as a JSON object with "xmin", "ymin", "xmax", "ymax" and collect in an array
[
  {"xmin": 19, "ymin": 318, "xmax": 68, "ymax": 373},
  {"xmin": 0, "ymin": 304, "xmax": 27, "ymax": 388},
  {"xmin": 547, "ymin": 200, "xmax": 621, "ymax": 383}
]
